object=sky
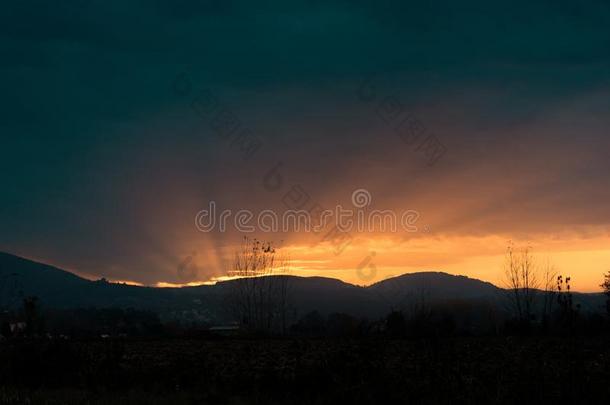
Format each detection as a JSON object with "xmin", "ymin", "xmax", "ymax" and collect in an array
[{"xmin": 2, "ymin": 1, "xmax": 610, "ymax": 291}]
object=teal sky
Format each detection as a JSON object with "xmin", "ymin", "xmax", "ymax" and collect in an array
[{"xmin": 2, "ymin": 1, "xmax": 610, "ymax": 285}]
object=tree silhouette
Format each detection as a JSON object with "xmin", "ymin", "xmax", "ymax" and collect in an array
[
  {"xmin": 227, "ymin": 237, "xmax": 291, "ymax": 334},
  {"xmin": 601, "ymin": 271, "xmax": 610, "ymax": 317},
  {"xmin": 503, "ymin": 242, "xmax": 539, "ymax": 322},
  {"xmin": 557, "ymin": 275, "xmax": 579, "ymax": 333}
]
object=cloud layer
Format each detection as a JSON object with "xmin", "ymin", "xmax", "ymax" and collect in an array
[{"xmin": 2, "ymin": 0, "xmax": 610, "ymax": 288}]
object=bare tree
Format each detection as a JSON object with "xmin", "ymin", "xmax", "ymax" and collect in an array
[
  {"xmin": 503, "ymin": 242, "xmax": 539, "ymax": 321},
  {"xmin": 541, "ymin": 258, "xmax": 558, "ymax": 323},
  {"xmin": 557, "ymin": 275, "xmax": 579, "ymax": 331},
  {"xmin": 227, "ymin": 237, "xmax": 291, "ymax": 334},
  {"xmin": 275, "ymin": 256, "xmax": 292, "ymax": 334},
  {"xmin": 600, "ymin": 271, "xmax": 610, "ymax": 317}
]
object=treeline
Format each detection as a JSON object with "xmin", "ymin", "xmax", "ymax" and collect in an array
[
  {"xmin": 1, "ymin": 302, "xmax": 164, "ymax": 339},
  {"xmin": 290, "ymin": 306, "xmax": 610, "ymax": 339},
  {"xmin": 3, "ymin": 298, "xmax": 610, "ymax": 341},
  {"xmin": 290, "ymin": 309, "xmax": 458, "ymax": 338}
]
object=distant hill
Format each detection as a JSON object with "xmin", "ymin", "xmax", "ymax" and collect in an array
[
  {"xmin": 0, "ymin": 252, "xmax": 605, "ymax": 322},
  {"xmin": 370, "ymin": 272, "xmax": 501, "ymax": 299},
  {"xmin": 0, "ymin": 252, "xmax": 90, "ymax": 307},
  {"xmin": 0, "ymin": 252, "xmax": 198, "ymax": 310}
]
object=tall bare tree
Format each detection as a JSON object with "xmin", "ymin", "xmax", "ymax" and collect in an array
[
  {"xmin": 600, "ymin": 271, "xmax": 610, "ymax": 317},
  {"xmin": 503, "ymin": 242, "xmax": 539, "ymax": 321},
  {"xmin": 541, "ymin": 258, "xmax": 558, "ymax": 322},
  {"xmin": 227, "ymin": 237, "xmax": 291, "ymax": 334}
]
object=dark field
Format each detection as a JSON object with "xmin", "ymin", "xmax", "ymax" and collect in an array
[{"xmin": 2, "ymin": 336, "xmax": 610, "ymax": 404}]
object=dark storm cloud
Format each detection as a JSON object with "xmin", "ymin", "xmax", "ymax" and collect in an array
[{"xmin": 2, "ymin": 0, "xmax": 610, "ymax": 283}]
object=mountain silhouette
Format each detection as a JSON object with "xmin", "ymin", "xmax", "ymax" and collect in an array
[
  {"xmin": 370, "ymin": 272, "xmax": 500, "ymax": 300},
  {"xmin": 0, "ymin": 252, "xmax": 604, "ymax": 321}
]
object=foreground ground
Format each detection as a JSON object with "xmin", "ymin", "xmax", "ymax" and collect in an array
[{"xmin": 1, "ymin": 336, "xmax": 610, "ymax": 404}]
